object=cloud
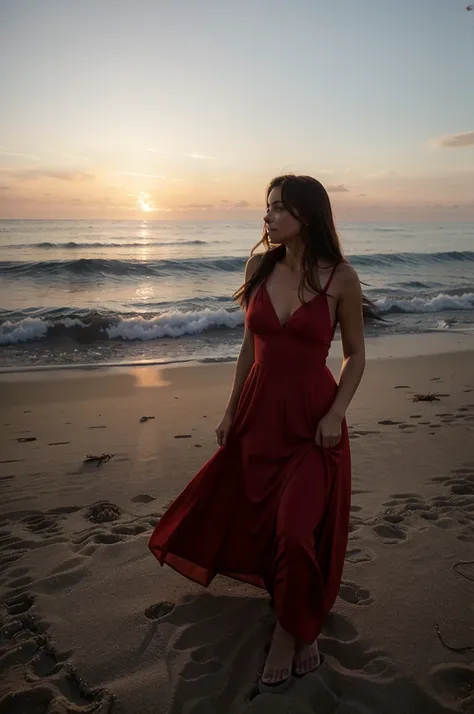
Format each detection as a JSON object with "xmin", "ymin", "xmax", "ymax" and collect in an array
[
  {"xmin": 0, "ymin": 148, "xmax": 40, "ymax": 161},
  {"xmin": 176, "ymin": 203, "xmax": 214, "ymax": 210},
  {"xmin": 1, "ymin": 168, "xmax": 95, "ymax": 181},
  {"xmin": 219, "ymin": 199, "xmax": 250, "ymax": 208},
  {"xmin": 434, "ymin": 131, "xmax": 474, "ymax": 148},
  {"xmin": 186, "ymin": 152, "xmax": 216, "ymax": 161},
  {"xmin": 369, "ymin": 171, "xmax": 397, "ymax": 179},
  {"xmin": 174, "ymin": 200, "xmax": 249, "ymax": 212},
  {"xmin": 326, "ymin": 184, "xmax": 349, "ymax": 193},
  {"xmin": 118, "ymin": 171, "xmax": 166, "ymax": 179}
]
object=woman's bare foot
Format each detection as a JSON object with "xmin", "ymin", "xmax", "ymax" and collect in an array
[
  {"xmin": 293, "ymin": 639, "xmax": 320, "ymax": 676},
  {"xmin": 260, "ymin": 622, "xmax": 295, "ymax": 686}
]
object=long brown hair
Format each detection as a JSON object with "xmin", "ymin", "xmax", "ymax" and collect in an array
[{"xmin": 233, "ymin": 174, "xmax": 381, "ymax": 321}]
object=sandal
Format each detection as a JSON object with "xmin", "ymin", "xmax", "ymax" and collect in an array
[
  {"xmin": 257, "ymin": 667, "xmax": 292, "ymax": 694},
  {"xmin": 292, "ymin": 651, "xmax": 324, "ymax": 678}
]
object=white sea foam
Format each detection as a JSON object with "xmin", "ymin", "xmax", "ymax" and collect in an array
[
  {"xmin": 106, "ymin": 308, "xmax": 244, "ymax": 340},
  {"xmin": 0, "ymin": 317, "xmax": 48, "ymax": 345},
  {"xmin": 375, "ymin": 292, "xmax": 474, "ymax": 314},
  {"xmin": 0, "ymin": 308, "xmax": 245, "ymax": 344}
]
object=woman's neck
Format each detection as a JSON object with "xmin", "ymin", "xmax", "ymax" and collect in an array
[{"xmin": 281, "ymin": 240, "xmax": 304, "ymax": 274}]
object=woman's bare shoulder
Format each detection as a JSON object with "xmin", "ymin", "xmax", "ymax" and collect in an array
[
  {"xmin": 332, "ymin": 261, "xmax": 362, "ymax": 296},
  {"xmin": 334, "ymin": 260, "xmax": 360, "ymax": 281},
  {"xmin": 245, "ymin": 253, "xmax": 264, "ymax": 280}
]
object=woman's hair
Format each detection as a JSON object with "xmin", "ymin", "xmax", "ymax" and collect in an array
[{"xmin": 233, "ymin": 174, "xmax": 381, "ymax": 322}]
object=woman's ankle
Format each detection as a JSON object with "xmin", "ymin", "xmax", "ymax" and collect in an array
[{"xmin": 274, "ymin": 621, "xmax": 296, "ymax": 643}]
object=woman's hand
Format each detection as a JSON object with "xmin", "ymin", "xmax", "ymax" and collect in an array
[
  {"xmin": 315, "ymin": 411, "xmax": 343, "ymax": 449},
  {"xmin": 215, "ymin": 411, "xmax": 234, "ymax": 447}
]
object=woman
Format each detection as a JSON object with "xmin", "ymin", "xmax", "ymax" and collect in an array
[{"xmin": 149, "ymin": 174, "xmax": 366, "ymax": 692}]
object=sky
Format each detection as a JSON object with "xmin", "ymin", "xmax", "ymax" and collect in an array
[{"xmin": 1, "ymin": 0, "xmax": 473, "ymax": 221}]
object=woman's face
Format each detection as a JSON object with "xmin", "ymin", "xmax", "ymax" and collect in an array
[{"xmin": 263, "ymin": 186, "xmax": 303, "ymax": 245}]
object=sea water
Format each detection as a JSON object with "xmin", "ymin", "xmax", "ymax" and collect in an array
[{"xmin": 0, "ymin": 219, "xmax": 473, "ymax": 369}]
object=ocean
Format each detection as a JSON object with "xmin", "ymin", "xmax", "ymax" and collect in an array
[{"xmin": 0, "ymin": 219, "xmax": 473, "ymax": 370}]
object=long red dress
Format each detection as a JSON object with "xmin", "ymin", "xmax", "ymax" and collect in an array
[{"xmin": 148, "ymin": 266, "xmax": 351, "ymax": 644}]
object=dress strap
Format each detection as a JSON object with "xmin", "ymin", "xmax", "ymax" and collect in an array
[{"xmin": 322, "ymin": 263, "xmax": 339, "ymax": 294}]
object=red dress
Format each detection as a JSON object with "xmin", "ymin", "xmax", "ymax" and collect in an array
[{"xmin": 148, "ymin": 266, "xmax": 351, "ymax": 644}]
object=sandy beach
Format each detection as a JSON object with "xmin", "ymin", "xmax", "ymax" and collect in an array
[{"xmin": 1, "ymin": 333, "xmax": 474, "ymax": 714}]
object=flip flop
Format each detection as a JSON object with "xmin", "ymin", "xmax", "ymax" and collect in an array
[
  {"xmin": 292, "ymin": 652, "xmax": 325, "ymax": 678},
  {"xmin": 257, "ymin": 669, "xmax": 292, "ymax": 694}
]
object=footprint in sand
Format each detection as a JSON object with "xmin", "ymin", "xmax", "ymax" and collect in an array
[
  {"xmin": 5, "ymin": 591, "xmax": 35, "ymax": 616},
  {"xmin": 428, "ymin": 663, "xmax": 474, "ymax": 710},
  {"xmin": 457, "ymin": 532, "xmax": 474, "ymax": 543},
  {"xmin": 321, "ymin": 611, "xmax": 359, "ymax": 643},
  {"xmin": 71, "ymin": 506, "xmax": 158, "ymax": 556},
  {"xmin": 131, "ymin": 494, "xmax": 156, "ymax": 503},
  {"xmin": 345, "ymin": 548, "xmax": 373, "ymax": 564},
  {"xmin": 348, "ymin": 517, "xmax": 364, "ymax": 540},
  {"xmin": 151, "ymin": 592, "xmax": 271, "ymax": 709},
  {"xmin": 451, "ymin": 483, "xmax": 474, "ymax": 495},
  {"xmin": 1, "ymin": 591, "xmax": 113, "ymax": 712},
  {"xmin": 338, "ymin": 581, "xmax": 373, "ymax": 605},
  {"xmin": 387, "ymin": 469, "xmax": 474, "ymax": 541},
  {"xmin": 318, "ymin": 614, "xmax": 401, "ymax": 704},
  {"xmin": 21, "ymin": 513, "xmax": 62, "ymax": 537},
  {"xmin": 383, "ymin": 513, "xmax": 404, "ymax": 524},
  {"xmin": 373, "ymin": 523, "xmax": 407, "ymax": 542},
  {"xmin": 144, "ymin": 601, "xmax": 175, "ymax": 620},
  {"xmin": 419, "ymin": 510, "xmax": 439, "ymax": 521}
]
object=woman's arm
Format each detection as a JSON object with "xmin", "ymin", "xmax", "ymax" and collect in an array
[
  {"xmin": 316, "ymin": 264, "xmax": 366, "ymax": 448},
  {"xmin": 223, "ymin": 254, "xmax": 262, "ymax": 417},
  {"xmin": 329, "ymin": 264, "xmax": 366, "ymax": 419}
]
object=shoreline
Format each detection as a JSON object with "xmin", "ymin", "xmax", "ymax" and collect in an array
[{"xmin": 1, "ymin": 330, "xmax": 474, "ymax": 376}]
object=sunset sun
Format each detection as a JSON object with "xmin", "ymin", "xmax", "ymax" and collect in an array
[{"xmin": 138, "ymin": 193, "xmax": 154, "ymax": 212}]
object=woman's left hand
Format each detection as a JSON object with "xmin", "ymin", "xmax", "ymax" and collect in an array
[{"xmin": 315, "ymin": 411, "xmax": 343, "ymax": 449}]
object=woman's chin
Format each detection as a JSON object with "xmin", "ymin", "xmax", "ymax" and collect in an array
[{"xmin": 268, "ymin": 233, "xmax": 284, "ymax": 245}]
